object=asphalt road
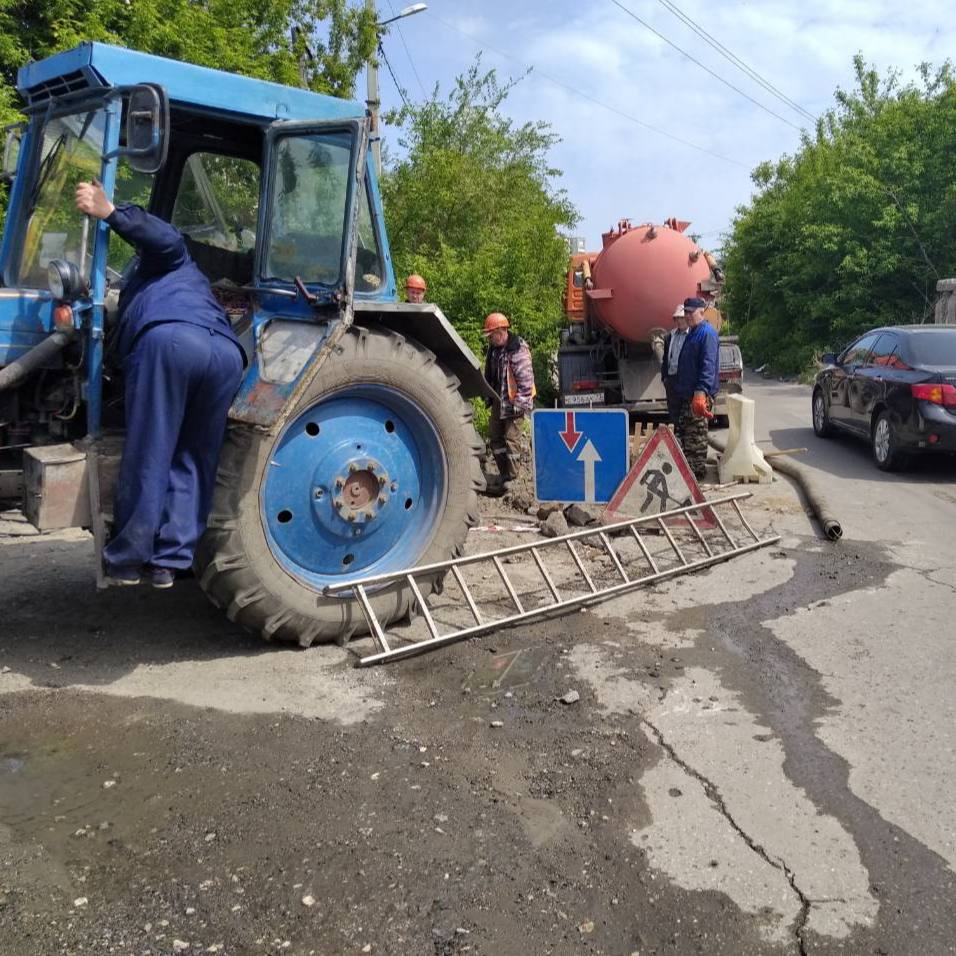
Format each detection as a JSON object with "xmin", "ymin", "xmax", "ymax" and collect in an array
[{"xmin": 1, "ymin": 377, "xmax": 954, "ymax": 956}]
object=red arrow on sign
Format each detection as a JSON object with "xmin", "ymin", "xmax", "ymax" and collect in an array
[{"xmin": 560, "ymin": 411, "xmax": 582, "ymax": 452}]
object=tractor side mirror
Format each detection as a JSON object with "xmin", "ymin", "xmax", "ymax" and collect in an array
[
  {"xmin": 1, "ymin": 123, "xmax": 24, "ymax": 183},
  {"xmin": 122, "ymin": 84, "xmax": 170, "ymax": 174}
]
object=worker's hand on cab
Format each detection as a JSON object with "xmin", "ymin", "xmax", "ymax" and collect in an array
[
  {"xmin": 691, "ymin": 392, "xmax": 713, "ymax": 419},
  {"xmin": 75, "ymin": 179, "xmax": 114, "ymax": 220}
]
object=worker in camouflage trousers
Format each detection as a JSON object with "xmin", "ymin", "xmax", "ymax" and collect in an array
[
  {"xmin": 482, "ymin": 312, "xmax": 536, "ymax": 487},
  {"xmin": 670, "ymin": 297, "xmax": 718, "ymax": 480}
]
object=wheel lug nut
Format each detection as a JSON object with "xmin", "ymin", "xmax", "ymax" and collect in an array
[
  {"xmin": 346, "ymin": 513, "xmax": 355, "ymax": 522},
  {"xmin": 335, "ymin": 477, "xmax": 345, "ymax": 489},
  {"xmin": 378, "ymin": 495, "xmax": 387, "ymax": 505},
  {"xmin": 348, "ymin": 463, "xmax": 358, "ymax": 473},
  {"xmin": 333, "ymin": 498, "xmax": 344, "ymax": 509},
  {"xmin": 366, "ymin": 461, "xmax": 375, "ymax": 473},
  {"xmin": 365, "ymin": 510, "xmax": 375, "ymax": 520},
  {"xmin": 378, "ymin": 475, "xmax": 386, "ymax": 486}
]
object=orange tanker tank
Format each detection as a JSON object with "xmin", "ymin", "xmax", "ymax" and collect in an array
[{"xmin": 586, "ymin": 219, "xmax": 717, "ymax": 344}]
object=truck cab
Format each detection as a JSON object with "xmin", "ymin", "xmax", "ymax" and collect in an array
[{"xmin": 0, "ymin": 43, "xmax": 489, "ymax": 647}]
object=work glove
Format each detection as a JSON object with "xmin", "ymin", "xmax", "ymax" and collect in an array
[{"xmin": 691, "ymin": 392, "xmax": 713, "ymax": 419}]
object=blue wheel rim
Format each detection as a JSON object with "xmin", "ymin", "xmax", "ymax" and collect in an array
[{"xmin": 261, "ymin": 384, "xmax": 448, "ymax": 590}]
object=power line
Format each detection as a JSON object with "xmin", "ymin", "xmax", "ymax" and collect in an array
[
  {"xmin": 379, "ymin": 42, "xmax": 410, "ymax": 109},
  {"xmin": 431, "ymin": 14, "xmax": 749, "ymax": 169},
  {"xmin": 655, "ymin": 0, "xmax": 816, "ymax": 122},
  {"xmin": 385, "ymin": 0, "xmax": 427, "ymax": 97},
  {"xmin": 608, "ymin": 0, "xmax": 805, "ymax": 132}
]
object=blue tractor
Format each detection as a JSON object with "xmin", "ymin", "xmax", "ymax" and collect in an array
[{"xmin": 0, "ymin": 43, "xmax": 490, "ymax": 645}]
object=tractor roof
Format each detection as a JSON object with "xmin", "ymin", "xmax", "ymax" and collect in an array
[{"xmin": 17, "ymin": 42, "xmax": 365, "ymax": 124}]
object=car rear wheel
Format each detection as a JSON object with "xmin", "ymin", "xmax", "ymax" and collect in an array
[
  {"xmin": 812, "ymin": 389, "xmax": 834, "ymax": 438},
  {"xmin": 872, "ymin": 411, "xmax": 908, "ymax": 472}
]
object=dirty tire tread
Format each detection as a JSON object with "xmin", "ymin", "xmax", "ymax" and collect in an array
[{"xmin": 195, "ymin": 326, "xmax": 483, "ymax": 645}]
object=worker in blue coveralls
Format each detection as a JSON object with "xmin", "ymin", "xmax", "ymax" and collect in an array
[
  {"xmin": 670, "ymin": 296, "xmax": 719, "ymax": 480},
  {"xmin": 75, "ymin": 180, "xmax": 246, "ymax": 589}
]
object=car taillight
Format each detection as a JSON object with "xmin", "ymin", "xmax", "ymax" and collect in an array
[
  {"xmin": 912, "ymin": 383, "xmax": 956, "ymax": 407},
  {"xmin": 572, "ymin": 379, "xmax": 599, "ymax": 391},
  {"xmin": 719, "ymin": 370, "xmax": 741, "ymax": 381}
]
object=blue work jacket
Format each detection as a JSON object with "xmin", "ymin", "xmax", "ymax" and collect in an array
[
  {"xmin": 670, "ymin": 320, "xmax": 719, "ymax": 399},
  {"xmin": 107, "ymin": 204, "xmax": 245, "ymax": 363}
]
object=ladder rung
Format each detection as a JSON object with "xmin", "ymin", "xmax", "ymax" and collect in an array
[
  {"xmin": 599, "ymin": 532, "xmax": 629, "ymax": 583},
  {"xmin": 629, "ymin": 525, "xmax": 659, "ymax": 574},
  {"xmin": 355, "ymin": 584, "xmax": 390, "ymax": 653},
  {"xmin": 492, "ymin": 555, "xmax": 525, "ymax": 613},
  {"xmin": 406, "ymin": 575, "xmax": 440, "ymax": 639},
  {"xmin": 530, "ymin": 546, "xmax": 561, "ymax": 603},
  {"xmin": 711, "ymin": 508, "xmax": 739, "ymax": 550},
  {"xmin": 686, "ymin": 511, "xmax": 714, "ymax": 557},
  {"xmin": 657, "ymin": 518, "xmax": 689, "ymax": 565},
  {"xmin": 566, "ymin": 539, "xmax": 597, "ymax": 593},
  {"xmin": 732, "ymin": 499, "xmax": 761, "ymax": 542},
  {"xmin": 451, "ymin": 565, "xmax": 483, "ymax": 625}
]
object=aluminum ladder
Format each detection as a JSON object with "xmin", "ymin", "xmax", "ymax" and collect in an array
[{"xmin": 325, "ymin": 492, "xmax": 780, "ymax": 666}]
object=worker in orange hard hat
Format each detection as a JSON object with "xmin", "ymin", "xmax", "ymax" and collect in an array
[
  {"xmin": 482, "ymin": 312, "xmax": 536, "ymax": 490},
  {"xmin": 405, "ymin": 274, "xmax": 427, "ymax": 304}
]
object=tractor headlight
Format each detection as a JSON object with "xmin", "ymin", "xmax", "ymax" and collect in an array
[{"xmin": 47, "ymin": 258, "xmax": 83, "ymax": 302}]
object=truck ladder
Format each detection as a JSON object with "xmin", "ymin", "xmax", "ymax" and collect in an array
[{"xmin": 325, "ymin": 492, "xmax": 780, "ymax": 667}]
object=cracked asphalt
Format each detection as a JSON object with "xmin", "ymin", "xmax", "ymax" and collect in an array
[{"xmin": 1, "ymin": 376, "xmax": 955, "ymax": 955}]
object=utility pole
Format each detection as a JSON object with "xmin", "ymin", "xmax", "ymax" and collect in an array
[{"xmin": 366, "ymin": 3, "xmax": 427, "ymax": 179}]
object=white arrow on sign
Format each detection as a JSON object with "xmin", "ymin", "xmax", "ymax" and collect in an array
[{"xmin": 577, "ymin": 439, "xmax": 602, "ymax": 502}]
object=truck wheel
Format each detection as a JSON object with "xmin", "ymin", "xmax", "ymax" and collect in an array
[{"xmin": 194, "ymin": 326, "xmax": 484, "ymax": 646}]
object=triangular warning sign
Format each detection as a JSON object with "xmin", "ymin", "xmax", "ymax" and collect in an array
[{"xmin": 603, "ymin": 427, "xmax": 715, "ymax": 528}]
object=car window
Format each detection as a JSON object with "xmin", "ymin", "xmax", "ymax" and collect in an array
[
  {"xmin": 839, "ymin": 333, "xmax": 880, "ymax": 366},
  {"xmin": 905, "ymin": 331, "xmax": 956, "ymax": 367},
  {"xmin": 869, "ymin": 333, "xmax": 909, "ymax": 370}
]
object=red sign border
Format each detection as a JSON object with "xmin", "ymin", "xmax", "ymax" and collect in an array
[{"xmin": 602, "ymin": 426, "xmax": 716, "ymax": 529}]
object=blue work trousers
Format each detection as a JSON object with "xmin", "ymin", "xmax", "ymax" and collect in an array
[{"xmin": 104, "ymin": 322, "xmax": 243, "ymax": 573}]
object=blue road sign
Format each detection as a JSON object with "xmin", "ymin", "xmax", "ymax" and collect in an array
[{"xmin": 531, "ymin": 409, "xmax": 629, "ymax": 503}]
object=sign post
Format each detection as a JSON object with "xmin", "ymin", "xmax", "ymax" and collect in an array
[{"xmin": 531, "ymin": 409, "xmax": 629, "ymax": 504}]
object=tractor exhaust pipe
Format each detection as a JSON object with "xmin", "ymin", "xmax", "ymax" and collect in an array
[{"xmin": 0, "ymin": 329, "xmax": 76, "ymax": 392}]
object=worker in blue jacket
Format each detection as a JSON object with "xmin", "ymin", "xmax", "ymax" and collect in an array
[
  {"xmin": 75, "ymin": 180, "xmax": 246, "ymax": 588},
  {"xmin": 670, "ymin": 297, "xmax": 719, "ymax": 480}
]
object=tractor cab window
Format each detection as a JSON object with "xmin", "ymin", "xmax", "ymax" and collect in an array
[
  {"xmin": 107, "ymin": 160, "xmax": 156, "ymax": 277},
  {"xmin": 355, "ymin": 180, "xmax": 383, "ymax": 293},
  {"xmin": 264, "ymin": 131, "xmax": 352, "ymax": 287},
  {"xmin": 172, "ymin": 152, "xmax": 259, "ymax": 287},
  {"xmin": 17, "ymin": 107, "xmax": 106, "ymax": 289}
]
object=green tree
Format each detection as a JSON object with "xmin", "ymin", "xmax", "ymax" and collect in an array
[
  {"xmin": 381, "ymin": 60, "xmax": 578, "ymax": 404},
  {"xmin": 722, "ymin": 56, "xmax": 956, "ymax": 373}
]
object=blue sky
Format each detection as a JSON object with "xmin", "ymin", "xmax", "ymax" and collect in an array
[{"xmin": 371, "ymin": 0, "xmax": 952, "ymax": 253}]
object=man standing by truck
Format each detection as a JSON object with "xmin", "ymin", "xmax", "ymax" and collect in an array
[
  {"xmin": 671, "ymin": 297, "xmax": 718, "ymax": 480},
  {"xmin": 661, "ymin": 303, "xmax": 690, "ymax": 434},
  {"xmin": 482, "ymin": 312, "xmax": 536, "ymax": 488}
]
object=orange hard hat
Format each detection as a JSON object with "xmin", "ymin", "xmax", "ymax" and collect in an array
[
  {"xmin": 405, "ymin": 273, "xmax": 427, "ymax": 291},
  {"xmin": 482, "ymin": 312, "xmax": 510, "ymax": 334}
]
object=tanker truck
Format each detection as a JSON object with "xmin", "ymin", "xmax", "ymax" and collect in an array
[
  {"xmin": 0, "ymin": 43, "xmax": 493, "ymax": 646},
  {"xmin": 557, "ymin": 218, "xmax": 741, "ymax": 423}
]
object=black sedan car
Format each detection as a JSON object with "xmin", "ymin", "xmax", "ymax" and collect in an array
[{"xmin": 812, "ymin": 325, "xmax": 956, "ymax": 470}]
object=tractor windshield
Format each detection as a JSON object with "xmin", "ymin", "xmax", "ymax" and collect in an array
[
  {"xmin": 263, "ymin": 129, "xmax": 353, "ymax": 288},
  {"xmin": 18, "ymin": 107, "xmax": 106, "ymax": 289}
]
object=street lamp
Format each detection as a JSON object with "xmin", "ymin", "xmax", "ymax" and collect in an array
[{"xmin": 367, "ymin": 2, "xmax": 427, "ymax": 176}]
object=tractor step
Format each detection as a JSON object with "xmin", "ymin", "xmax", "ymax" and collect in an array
[{"xmin": 325, "ymin": 492, "xmax": 780, "ymax": 666}]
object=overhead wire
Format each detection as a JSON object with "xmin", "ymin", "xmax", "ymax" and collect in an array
[
  {"xmin": 654, "ymin": 0, "xmax": 816, "ymax": 122},
  {"xmin": 384, "ymin": 0, "xmax": 428, "ymax": 97},
  {"xmin": 379, "ymin": 42, "xmax": 411, "ymax": 110},
  {"xmin": 431, "ymin": 14, "xmax": 749, "ymax": 168},
  {"xmin": 607, "ymin": 0, "xmax": 805, "ymax": 132}
]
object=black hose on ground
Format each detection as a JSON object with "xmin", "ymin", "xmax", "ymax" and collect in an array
[
  {"xmin": 708, "ymin": 436, "xmax": 843, "ymax": 541},
  {"xmin": 0, "ymin": 329, "xmax": 75, "ymax": 392}
]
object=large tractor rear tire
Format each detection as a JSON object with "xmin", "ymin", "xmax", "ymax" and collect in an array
[{"xmin": 195, "ymin": 326, "xmax": 484, "ymax": 646}]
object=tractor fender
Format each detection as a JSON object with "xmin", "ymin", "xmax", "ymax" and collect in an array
[{"xmin": 353, "ymin": 302, "xmax": 496, "ymax": 403}]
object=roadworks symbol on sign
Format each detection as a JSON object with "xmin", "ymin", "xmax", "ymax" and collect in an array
[{"xmin": 603, "ymin": 426, "xmax": 715, "ymax": 528}]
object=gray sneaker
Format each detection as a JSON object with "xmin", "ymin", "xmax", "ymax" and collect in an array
[
  {"xmin": 149, "ymin": 567, "xmax": 176, "ymax": 590},
  {"xmin": 106, "ymin": 566, "xmax": 141, "ymax": 587}
]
